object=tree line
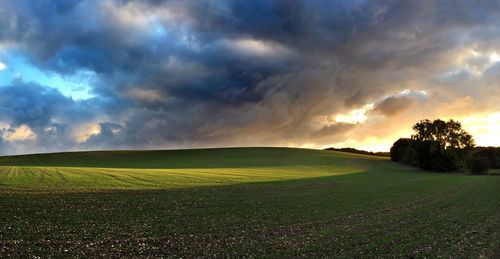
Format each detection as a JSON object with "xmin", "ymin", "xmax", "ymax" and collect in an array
[
  {"xmin": 390, "ymin": 119, "xmax": 500, "ymax": 174},
  {"xmin": 324, "ymin": 147, "xmax": 390, "ymax": 157}
]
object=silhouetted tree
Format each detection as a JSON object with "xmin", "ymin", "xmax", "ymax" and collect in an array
[
  {"xmin": 469, "ymin": 155, "xmax": 490, "ymax": 174},
  {"xmin": 401, "ymin": 144, "xmax": 418, "ymax": 167},
  {"xmin": 325, "ymin": 147, "xmax": 390, "ymax": 157},
  {"xmin": 473, "ymin": 147, "xmax": 500, "ymax": 169},
  {"xmin": 391, "ymin": 119, "xmax": 476, "ymax": 172},
  {"xmin": 411, "ymin": 119, "xmax": 475, "ymax": 150},
  {"xmin": 390, "ymin": 138, "xmax": 414, "ymax": 163}
]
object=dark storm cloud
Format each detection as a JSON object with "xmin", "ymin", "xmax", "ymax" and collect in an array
[
  {"xmin": 0, "ymin": 0, "xmax": 500, "ymax": 153},
  {"xmin": 82, "ymin": 122, "xmax": 126, "ymax": 149},
  {"xmin": 310, "ymin": 123, "xmax": 355, "ymax": 139},
  {"xmin": 0, "ymin": 134, "xmax": 10, "ymax": 154},
  {"xmin": 0, "ymin": 80, "xmax": 90, "ymax": 128},
  {"xmin": 0, "ymin": 80, "xmax": 101, "ymax": 154},
  {"xmin": 371, "ymin": 90, "xmax": 429, "ymax": 118},
  {"xmin": 372, "ymin": 96, "xmax": 418, "ymax": 118}
]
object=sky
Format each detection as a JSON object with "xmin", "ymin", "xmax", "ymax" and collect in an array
[{"xmin": 0, "ymin": 0, "xmax": 500, "ymax": 155}]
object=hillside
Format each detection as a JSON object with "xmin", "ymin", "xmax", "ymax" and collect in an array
[
  {"xmin": 0, "ymin": 147, "xmax": 389, "ymax": 191},
  {"xmin": 0, "ymin": 147, "xmax": 383, "ymax": 169},
  {"xmin": 0, "ymin": 147, "xmax": 498, "ymax": 257}
]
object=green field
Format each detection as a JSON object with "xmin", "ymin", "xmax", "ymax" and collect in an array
[{"xmin": 0, "ymin": 147, "xmax": 498, "ymax": 257}]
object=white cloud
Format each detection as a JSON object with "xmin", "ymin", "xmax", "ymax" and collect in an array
[
  {"xmin": 490, "ymin": 52, "xmax": 500, "ymax": 63},
  {"xmin": 223, "ymin": 38, "xmax": 294, "ymax": 58},
  {"xmin": 2, "ymin": 125, "xmax": 35, "ymax": 141},
  {"xmin": 127, "ymin": 88, "xmax": 164, "ymax": 102},
  {"xmin": 334, "ymin": 104, "xmax": 375, "ymax": 124},
  {"xmin": 462, "ymin": 113, "xmax": 500, "ymax": 147},
  {"xmin": 0, "ymin": 62, "xmax": 6, "ymax": 70}
]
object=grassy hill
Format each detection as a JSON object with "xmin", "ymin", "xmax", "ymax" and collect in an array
[
  {"xmin": 0, "ymin": 147, "xmax": 380, "ymax": 168},
  {"xmin": 0, "ymin": 147, "xmax": 388, "ymax": 191},
  {"xmin": 0, "ymin": 147, "xmax": 498, "ymax": 257}
]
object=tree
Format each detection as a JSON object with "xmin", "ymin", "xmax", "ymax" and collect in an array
[
  {"xmin": 469, "ymin": 155, "xmax": 490, "ymax": 175},
  {"xmin": 391, "ymin": 119, "xmax": 476, "ymax": 172},
  {"xmin": 473, "ymin": 147, "xmax": 500, "ymax": 169},
  {"xmin": 390, "ymin": 138, "xmax": 414, "ymax": 162},
  {"xmin": 401, "ymin": 144, "xmax": 418, "ymax": 167},
  {"xmin": 411, "ymin": 119, "xmax": 475, "ymax": 150}
]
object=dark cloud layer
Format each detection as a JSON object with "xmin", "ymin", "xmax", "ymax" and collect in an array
[{"xmin": 0, "ymin": 0, "xmax": 500, "ymax": 154}]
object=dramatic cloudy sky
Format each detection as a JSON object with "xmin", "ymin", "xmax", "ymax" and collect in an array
[{"xmin": 0, "ymin": 0, "xmax": 499, "ymax": 155}]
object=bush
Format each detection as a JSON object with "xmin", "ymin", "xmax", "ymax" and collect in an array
[
  {"xmin": 443, "ymin": 149, "xmax": 467, "ymax": 172},
  {"xmin": 413, "ymin": 140, "xmax": 448, "ymax": 171},
  {"xmin": 473, "ymin": 147, "xmax": 500, "ymax": 169},
  {"xmin": 390, "ymin": 138, "xmax": 415, "ymax": 163},
  {"xmin": 401, "ymin": 145, "xmax": 418, "ymax": 167},
  {"xmin": 469, "ymin": 156, "xmax": 490, "ymax": 175},
  {"xmin": 390, "ymin": 138, "xmax": 472, "ymax": 172}
]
